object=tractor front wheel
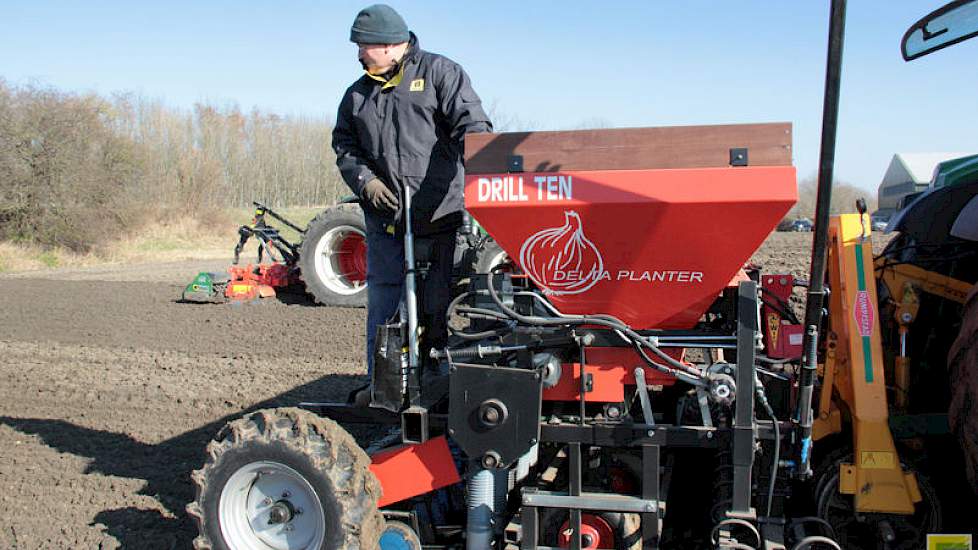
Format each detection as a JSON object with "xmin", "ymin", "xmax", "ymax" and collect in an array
[
  {"xmin": 949, "ymin": 284, "xmax": 978, "ymax": 492},
  {"xmin": 187, "ymin": 407, "xmax": 384, "ymax": 550},
  {"xmin": 299, "ymin": 205, "xmax": 368, "ymax": 307}
]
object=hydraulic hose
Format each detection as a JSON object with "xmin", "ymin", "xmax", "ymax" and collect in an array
[
  {"xmin": 446, "ymin": 290, "xmax": 514, "ymax": 340},
  {"xmin": 757, "ymin": 383, "xmax": 780, "ymax": 518},
  {"xmin": 485, "ymin": 266, "xmax": 707, "ymax": 383}
]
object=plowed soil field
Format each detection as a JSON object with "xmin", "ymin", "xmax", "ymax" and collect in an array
[{"xmin": 0, "ymin": 233, "xmax": 971, "ymax": 548}]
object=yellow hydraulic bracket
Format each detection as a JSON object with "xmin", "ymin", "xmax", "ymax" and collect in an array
[
  {"xmin": 817, "ymin": 213, "xmax": 919, "ymax": 515},
  {"xmin": 875, "ymin": 257, "xmax": 970, "ymax": 410},
  {"xmin": 876, "ymin": 261, "xmax": 972, "ymax": 306}
]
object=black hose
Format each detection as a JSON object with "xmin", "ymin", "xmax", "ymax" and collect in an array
[
  {"xmin": 756, "ymin": 355, "xmax": 798, "ymax": 365},
  {"xmin": 756, "ymin": 366, "xmax": 791, "ymax": 381},
  {"xmin": 628, "ymin": 338, "xmax": 688, "ymax": 378},
  {"xmin": 448, "ymin": 325, "xmax": 509, "ymax": 341},
  {"xmin": 758, "ymin": 288, "xmax": 802, "ymax": 325},
  {"xmin": 455, "ymin": 306, "xmax": 511, "ymax": 320},
  {"xmin": 761, "ymin": 400, "xmax": 780, "ymax": 519},
  {"xmin": 447, "ymin": 290, "xmax": 476, "ymax": 319},
  {"xmin": 445, "ymin": 289, "xmax": 512, "ymax": 340},
  {"xmin": 485, "ymin": 266, "xmax": 706, "ymax": 382}
]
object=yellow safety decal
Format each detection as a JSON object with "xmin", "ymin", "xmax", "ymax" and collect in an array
[
  {"xmin": 927, "ymin": 534, "xmax": 972, "ymax": 550},
  {"xmin": 859, "ymin": 451, "xmax": 896, "ymax": 470},
  {"xmin": 230, "ymin": 284, "xmax": 252, "ymax": 294},
  {"xmin": 766, "ymin": 313, "xmax": 780, "ymax": 345},
  {"xmin": 410, "ymin": 78, "xmax": 425, "ymax": 91}
]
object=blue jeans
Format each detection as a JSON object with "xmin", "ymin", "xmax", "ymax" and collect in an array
[{"xmin": 365, "ymin": 214, "xmax": 455, "ymax": 376}]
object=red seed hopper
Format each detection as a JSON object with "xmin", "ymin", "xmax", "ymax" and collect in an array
[{"xmin": 464, "ymin": 123, "xmax": 796, "ymax": 329}]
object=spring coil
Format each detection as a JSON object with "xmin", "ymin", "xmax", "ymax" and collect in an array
[{"xmin": 710, "ymin": 450, "xmax": 734, "ymax": 523}]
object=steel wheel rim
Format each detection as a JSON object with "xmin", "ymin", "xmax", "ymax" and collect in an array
[
  {"xmin": 313, "ymin": 226, "xmax": 366, "ymax": 295},
  {"xmin": 219, "ymin": 460, "xmax": 326, "ymax": 550},
  {"xmin": 816, "ymin": 468, "xmax": 939, "ymax": 549}
]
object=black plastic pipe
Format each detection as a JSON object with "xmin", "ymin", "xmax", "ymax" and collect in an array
[{"xmin": 796, "ymin": 0, "xmax": 847, "ymax": 477}]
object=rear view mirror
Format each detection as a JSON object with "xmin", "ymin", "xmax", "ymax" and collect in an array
[{"xmin": 902, "ymin": 0, "xmax": 978, "ymax": 60}]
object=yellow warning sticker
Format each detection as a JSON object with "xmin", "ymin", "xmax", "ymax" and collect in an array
[
  {"xmin": 767, "ymin": 313, "xmax": 780, "ymax": 345},
  {"xmin": 860, "ymin": 451, "xmax": 896, "ymax": 470},
  {"xmin": 409, "ymin": 78, "xmax": 425, "ymax": 91},
  {"xmin": 927, "ymin": 534, "xmax": 972, "ymax": 550}
]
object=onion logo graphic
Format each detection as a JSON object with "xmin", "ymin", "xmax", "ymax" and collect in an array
[{"xmin": 519, "ymin": 210, "xmax": 604, "ymax": 295}]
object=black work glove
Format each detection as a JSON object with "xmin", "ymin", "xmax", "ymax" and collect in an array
[{"xmin": 363, "ymin": 178, "xmax": 399, "ymax": 212}]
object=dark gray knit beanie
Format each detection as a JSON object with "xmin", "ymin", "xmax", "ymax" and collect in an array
[{"xmin": 349, "ymin": 4, "xmax": 409, "ymax": 44}]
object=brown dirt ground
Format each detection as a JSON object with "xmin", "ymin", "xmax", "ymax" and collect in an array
[{"xmin": 0, "ymin": 232, "xmax": 969, "ymax": 549}]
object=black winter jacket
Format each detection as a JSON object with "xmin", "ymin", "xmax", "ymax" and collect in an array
[{"xmin": 332, "ymin": 34, "xmax": 492, "ymax": 235}]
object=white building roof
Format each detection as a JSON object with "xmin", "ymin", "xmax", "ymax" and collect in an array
[{"xmin": 893, "ymin": 152, "xmax": 970, "ymax": 184}]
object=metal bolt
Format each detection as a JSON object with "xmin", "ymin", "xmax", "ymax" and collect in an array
[
  {"xmin": 900, "ymin": 312, "xmax": 913, "ymax": 323},
  {"xmin": 482, "ymin": 452, "xmax": 500, "ymax": 469},
  {"xmin": 282, "ymin": 491, "xmax": 291, "ymax": 498},
  {"xmin": 647, "ymin": 430, "xmax": 655, "ymax": 437},
  {"xmin": 483, "ymin": 407, "xmax": 500, "ymax": 424},
  {"xmin": 582, "ymin": 534, "xmax": 594, "ymax": 547},
  {"xmin": 447, "ymin": 428, "xmax": 455, "ymax": 436},
  {"xmin": 284, "ymin": 524, "xmax": 294, "ymax": 532},
  {"xmin": 780, "ymin": 278, "xmax": 788, "ymax": 286},
  {"xmin": 262, "ymin": 497, "xmax": 273, "ymax": 506},
  {"xmin": 645, "ymin": 503, "xmax": 656, "ymax": 512},
  {"xmin": 529, "ymin": 438, "xmax": 537, "ymax": 445},
  {"xmin": 706, "ymin": 431, "xmax": 714, "ymax": 439},
  {"xmin": 295, "ymin": 507, "xmax": 303, "ymax": 515}
]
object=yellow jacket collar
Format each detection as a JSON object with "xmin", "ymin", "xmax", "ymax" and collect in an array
[{"xmin": 365, "ymin": 62, "xmax": 406, "ymax": 90}]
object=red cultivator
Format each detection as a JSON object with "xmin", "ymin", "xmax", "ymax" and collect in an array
[{"xmin": 181, "ymin": 202, "xmax": 367, "ymax": 305}]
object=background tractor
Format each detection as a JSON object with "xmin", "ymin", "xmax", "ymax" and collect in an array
[{"xmin": 185, "ymin": 1, "xmax": 978, "ymax": 549}]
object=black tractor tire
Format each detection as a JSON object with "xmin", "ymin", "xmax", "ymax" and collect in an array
[
  {"xmin": 948, "ymin": 284, "xmax": 978, "ymax": 493},
  {"xmin": 299, "ymin": 204, "xmax": 369, "ymax": 307},
  {"xmin": 451, "ymin": 237, "xmax": 509, "ymax": 300},
  {"xmin": 187, "ymin": 407, "xmax": 384, "ymax": 550}
]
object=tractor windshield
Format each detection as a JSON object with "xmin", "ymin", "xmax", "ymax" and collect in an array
[{"xmin": 902, "ymin": 0, "xmax": 978, "ymax": 60}]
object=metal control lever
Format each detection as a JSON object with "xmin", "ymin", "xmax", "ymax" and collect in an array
[
  {"xmin": 400, "ymin": 181, "xmax": 428, "ymax": 443},
  {"xmin": 634, "ymin": 368, "xmax": 655, "ymax": 426},
  {"xmin": 696, "ymin": 387, "xmax": 714, "ymax": 428}
]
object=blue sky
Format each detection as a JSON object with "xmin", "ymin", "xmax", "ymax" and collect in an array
[{"xmin": 1, "ymin": 1, "xmax": 976, "ymax": 191}]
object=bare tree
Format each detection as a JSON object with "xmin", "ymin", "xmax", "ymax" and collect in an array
[{"xmin": 0, "ymin": 81, "xmax": 346, "ymax": 250}]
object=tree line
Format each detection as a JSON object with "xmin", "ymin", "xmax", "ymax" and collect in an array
[{"xmin": 0, "ymin": 80, "xmax": 344, "ymax": 251}]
